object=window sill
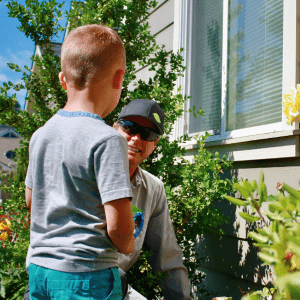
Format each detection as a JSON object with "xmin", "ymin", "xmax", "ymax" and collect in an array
[{"xmin": 182, "ymin": 129, "xmax": 300, "ymax": 162}]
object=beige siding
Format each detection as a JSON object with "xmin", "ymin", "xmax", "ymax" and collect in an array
[
  {"xmin": 148, "ymin": 0, "xmax": 174, "ymax": 35},
  {"xmin": 130, "ymin": 1, "xmax": 300, "ymax": 298},
  {"xmin": 155, "ymin": 23, "xmax": 174, "ymax": 52},
  {"xmin": 132, "ymin": 0, "xmax": 174, "ymax": 88},
  {"xmin": 196, "ymin": 160, "xmax": 300, "ymax": 298},
  {"xmin": 0, "ymin": 137, "xmax": 20, "ymax": 170},
  {"xmin": 149, "ymin": 0, "xmax": 167, "ymax": 14}
]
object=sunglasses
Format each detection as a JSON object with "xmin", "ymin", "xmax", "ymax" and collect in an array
[{"xmin": 118, "ymin": 119, "xmax": 159, "ymax": 142}]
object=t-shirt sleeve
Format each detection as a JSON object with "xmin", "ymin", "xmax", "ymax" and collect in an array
[
  {"xmin": 25, "ymin": 138, "xmax": 34, "ymax": 189},
  {"xmin": 94, "ymin": 134, "xmax": 132, "ymax": 204}
]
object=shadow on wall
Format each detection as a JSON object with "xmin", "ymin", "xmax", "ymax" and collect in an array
[{"xmin": 195, "ymin": 165, "xmax": 272, "ymax": 299}]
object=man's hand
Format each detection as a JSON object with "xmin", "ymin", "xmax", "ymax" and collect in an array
[{"xmin": 104, "ymin": 198, "xmax": 135, "ymax": 254}]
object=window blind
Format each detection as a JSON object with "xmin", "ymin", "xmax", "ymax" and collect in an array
[
  {"xmin": 226, "ymin": 0, "xmax": 283, "ymax": 131},
  {"xmin": 188, "ymin": 0, "xmax": 223, "ymax": 134}
]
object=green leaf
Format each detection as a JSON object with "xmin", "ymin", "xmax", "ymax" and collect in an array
[
  {"xmin": 263, "ymin": 210, "xmax": 284, "ymax": 221},
  {"xmin": 234, "ymin": 182, "xmax": 252, "ymax": 199},
  {"xmin": 287, "ymin": 241, "xmax": 300, "ymax": 257},
  {"xmin": 283, "ymin": 183, "xmax": 300, "ymax": 204},
  {"xmin": 248, "ymin": 232, "xmax": 269, "ymax": 243},
  {"xmin": 258, "ymin": 170, "xmax": 264, "ymax": 190},
  {"xmin": 239, "ymin": 212, "xmax": 260, "ymax": 222},
  {"xmin": 240, "ymin": 180, "xmax": 254, "ymax": 192},
  {"xmin": 253, "ymin": 243, "xmax": 272, "ymax": 248},
  {"xmin": 277, "ymin": 272, "xmax": 300, "ymax": 299},
  {"xmin": 250, "ymin": 180, "xmax": 257, "ymax": 191},
  {"xmin": 223, "ymin": 195, "xmax": 248, "ymax": 206},
  {"xmin": 258, "ymin": 182, "xmax": 267, "ymax": 208},
  {"xmin": 241, "ymin": 294, "xmax": 261, "ymax": 300},
  {"xmin": 131, "ymin": 205, "xmax": 142, "ymax": 215},
  {"xmin": 266, "ymin": 195, "xmax": 277, "ymax": 202},
  {"xmin": 257, "ymin": 251, "xmax": 279, "ymax": 264},
  {"xmin": 256, "ymin": 228, "xmax": 270, "ymax": 237},
  {"xmin": 269, "ymin": 201, "xmax": 284, "ymax": 212}
]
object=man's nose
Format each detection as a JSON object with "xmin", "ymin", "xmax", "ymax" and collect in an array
[{"xmin": 131, "ymin": 133, "xmax": 142, "ymax": 141}]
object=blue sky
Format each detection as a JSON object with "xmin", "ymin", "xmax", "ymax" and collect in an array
[{"xmin": 0, "ymin": 0, "xmax": 71, "ymax": 110}]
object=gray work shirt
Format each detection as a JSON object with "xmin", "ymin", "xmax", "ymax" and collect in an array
[{"xmin": 119, "ymin": 167, "xmax": 191, "ymax": 300}]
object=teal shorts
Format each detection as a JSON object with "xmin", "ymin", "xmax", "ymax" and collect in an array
[{"xmin": 28, "ymin": 264, "xmax": 122, "ymax": 300}]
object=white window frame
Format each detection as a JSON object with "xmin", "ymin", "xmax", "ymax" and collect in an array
[{"xmin": 173, "ymin": 0, "xmax": 298, "ymax": 145}]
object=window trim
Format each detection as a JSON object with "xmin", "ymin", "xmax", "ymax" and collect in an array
[{"xmin": 173, "ymin": 0, "xmax": 299, "ymax": 145}]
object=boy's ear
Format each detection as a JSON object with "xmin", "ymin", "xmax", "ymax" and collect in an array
[
  {"xmin": 112, "ymin": 69, "xmax": 125, "ymax": 89},
  {"xmin": 59, "ymin": 72, "xmax": 67, "ymax": 90}
]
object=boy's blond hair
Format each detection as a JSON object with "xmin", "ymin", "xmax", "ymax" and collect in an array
[{"xmin": 61, "ymin": 24, "xmax": 125, "ymax": 90}]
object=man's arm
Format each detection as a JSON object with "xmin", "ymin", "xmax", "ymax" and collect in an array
[
  {"xmin": 145, "ymin": 185, "xmax": 191, "ymax": 300},
  {"xmin": 25, "ymin": 186, "xmax": 32, "ymax": 210},
  {"xmin": 104, "ymin": 198, "xmax": 135, "ymax": 254}
]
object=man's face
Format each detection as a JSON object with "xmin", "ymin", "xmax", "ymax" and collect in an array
[{"xmin": 113, "ymin": 116, "xmax": 159, "ymax": 169}]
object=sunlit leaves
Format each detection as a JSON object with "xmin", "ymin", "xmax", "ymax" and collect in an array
[
  {"xmin": 6, "ymin": 0, "xmax": 65, "ymax": 46},
  {"xmin": 224, "ymin": 171, "xmax": 300, "ymax": 298}
]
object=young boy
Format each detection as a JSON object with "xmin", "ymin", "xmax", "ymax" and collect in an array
[{"xmin": 25, "ymin": 24, "xmax": 135, "ymax": 300}]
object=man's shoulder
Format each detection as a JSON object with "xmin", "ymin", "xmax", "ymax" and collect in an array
[{"xmin": 139, "ymin": 168, "xmax": 164, "ymax": 188}]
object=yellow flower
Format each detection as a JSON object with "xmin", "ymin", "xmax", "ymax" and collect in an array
[
  {"xmin": 282, "ymin": 84, "xmax": 300, "ymax": 125},
  {"xmin": 5, "ymin": 218, "xmax": 11, "ymax": 228},
  {"xmin": 0, "ymin": 219, "xmax": 10, "ymax": 231},
  {"xmin": 0, "ymin": 231, "xmax": 8, "ymax": 241}
]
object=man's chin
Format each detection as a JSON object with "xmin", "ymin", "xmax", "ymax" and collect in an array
[{"xmin": 128, "ymin": 153, "xmax": 142, "ymax": 166}]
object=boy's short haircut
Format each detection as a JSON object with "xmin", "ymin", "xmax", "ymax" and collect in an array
[{"xmin": 61, "ymin": 24, "xmax": 125, "ymax": 89}]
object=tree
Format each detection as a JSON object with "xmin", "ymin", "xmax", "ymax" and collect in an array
[{"xmin": 0, "ymin": 0, "xmax": 236, "ymax": 299}]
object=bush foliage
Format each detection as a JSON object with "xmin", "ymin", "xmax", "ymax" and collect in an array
[
  {"xmin": 225, "ymin": 172, "xmax": 300, "ymax": 300},
  {"xmin": 0, "ymin": 0, "xmax": 236, "ymax": 299}
]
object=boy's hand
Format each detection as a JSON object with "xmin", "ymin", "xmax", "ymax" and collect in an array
[{"xmin": 131, "ymin": 205, "xmax": 144, "ymax": 238}]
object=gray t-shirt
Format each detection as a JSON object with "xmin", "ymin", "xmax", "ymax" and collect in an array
[{"xmin": 25, "ymin": 110, "xmax": 132, "ymax": 272}]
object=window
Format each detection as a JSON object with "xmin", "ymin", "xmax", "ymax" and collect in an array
[{"xmin": 184, "ymin": 0, "xmax": 287, "ymax": 139}]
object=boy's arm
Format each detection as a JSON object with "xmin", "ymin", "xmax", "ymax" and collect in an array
[
  {"xmin": 104, "ymin": 198, "xmax": 135, "ymax": 254},
  {"xmin": 25, "ymin": 186, "xmax": 32, "ymax": 210}
]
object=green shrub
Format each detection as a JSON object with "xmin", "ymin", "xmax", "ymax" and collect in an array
[
  {"xmin": 0, "ymin": 0, "xmax": 236, "ymax": 299},
  {"xmin": 224, "ymin": 171, "xmax": 300, "ymax": 300}
]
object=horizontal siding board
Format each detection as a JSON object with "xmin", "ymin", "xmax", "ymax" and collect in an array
[
  {"xmin": 148, "ymin": 0, "xmax": 168, "ymax": 14},
  {"xmin": 196, "ymin": 234, "xmax": 272, "ymax": 284},
  {"xmin": 147, "ymin": 0, "xmax": 174, "ymax": 35},
  {"xmin": 155, "ymin": 23, "xmax": 174, "ymax": 52},
  {"xmin": 128, "ymin": 64, "xmax": 156, "ymax": 91},
  {"xmin": 184, "ymin": 135, "xmax": 298, "ymax": 162},
  {"xmin": 132, "ymin": 24, "xmax": 174, "ymax": 72},
  {"xmin": 198, "ymin": 266, "xmax": 267, "ymax": 300},
  {"xmin": 129, "ymin": 56, "xmax": 172, "ymax": 91},
  {"xmin": 211, "ymin": 163, "xmax": 300, "ymax": 238}
]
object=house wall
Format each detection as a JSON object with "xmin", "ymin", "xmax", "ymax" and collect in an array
[
  {"xmin": 0, "ymin": 137, "xmax": 20, "ymax": 202},
  {"xmin": 0, "ymin": 137, "xmax": 20, "ymax": 170},
  {"xmin": 138, "ymin": 1, "xmax": 300, "ymax": 300}
]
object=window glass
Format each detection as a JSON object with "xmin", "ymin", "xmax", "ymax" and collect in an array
[
  {"xmin": 189, "ymin": 0, "xmax": 223, "ymax": 134},
  {"xmin": 188, "ymin": 0, "xmax": 283, "ymax": 134},
  {"xmin": 226, "ymin": 0, "xmax": 283, "ymax": 131}
]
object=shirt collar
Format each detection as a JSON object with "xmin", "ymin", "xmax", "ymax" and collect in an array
[{"xmin": 130, "ymin": 166, "xmax": 146, "ymax": 188}]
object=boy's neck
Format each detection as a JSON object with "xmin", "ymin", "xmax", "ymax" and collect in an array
[{"xmin": 63, "ymin": 86, "xmax": 114, "ymax": 119}]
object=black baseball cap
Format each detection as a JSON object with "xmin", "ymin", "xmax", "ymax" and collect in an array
[{"xmin": 118, "ymin": 99, "xmax": 165, "ymax": 135}]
